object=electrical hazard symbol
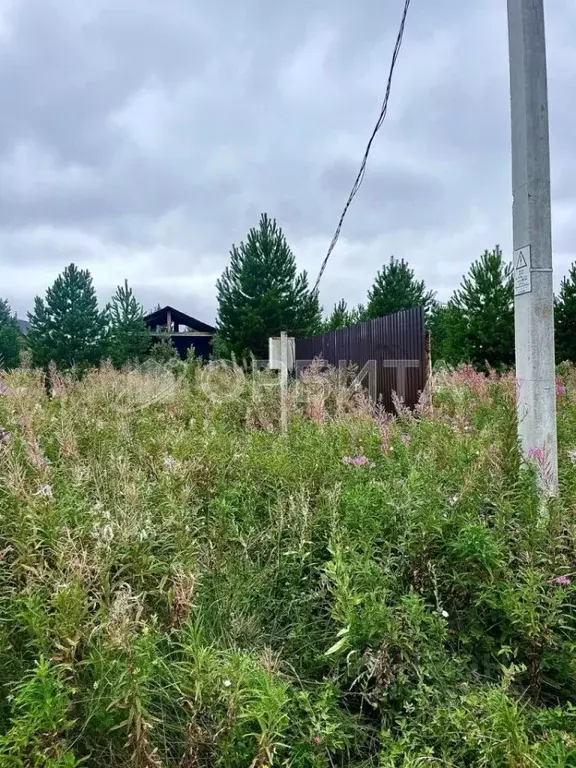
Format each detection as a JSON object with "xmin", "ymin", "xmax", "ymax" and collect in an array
[{"xmin": 514, "ymin": 245, "xmax": 532, "ymax": 296}]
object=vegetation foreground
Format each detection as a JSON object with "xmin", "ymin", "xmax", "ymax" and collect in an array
[{"xmin": 1, "ymin": 362, "xmax": 576, "ymax": 767}]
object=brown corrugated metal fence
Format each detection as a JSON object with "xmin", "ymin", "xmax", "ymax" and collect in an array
[{"xmin": 295, "ymin": 307, "xmax": 427, "ymax": 411}]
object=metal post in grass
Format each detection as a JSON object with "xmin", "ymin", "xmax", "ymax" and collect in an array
[
  {"xmin": 280, "ymin": 331, "xmax": 289, "ymax": 434},
  {"xmin": 507, "ymin": 0, "xmax": 558, "ymax": 495}
]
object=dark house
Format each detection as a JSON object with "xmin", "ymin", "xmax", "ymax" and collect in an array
[
  {"xmin": 17, "ymin": 318, "xmax": 30, "ymax": 336},
  {"xmin": 143, "ymin": 305, "xmax": 216, "ymax": 361}
]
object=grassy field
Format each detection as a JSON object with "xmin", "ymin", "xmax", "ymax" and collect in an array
[{"xmin": 0, "ymin": 360, "xmax": 575, "ymax": 767}]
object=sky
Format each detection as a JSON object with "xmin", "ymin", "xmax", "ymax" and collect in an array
[{"xmin": 0, "ymin": 0, "xmax": 575, "ymax": 324}]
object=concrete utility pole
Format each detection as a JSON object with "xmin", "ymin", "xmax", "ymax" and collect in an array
[{"xmin": 507, "ymin": 0, "xmax": 557, "ymax": 494}]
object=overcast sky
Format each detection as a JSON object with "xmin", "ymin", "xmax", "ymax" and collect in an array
[{"xmin": 0, "ymin": 0, "xmax": 575, "ymax": 323}]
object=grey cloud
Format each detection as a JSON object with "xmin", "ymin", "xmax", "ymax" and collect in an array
[
  {"xmin": 0, "ymin": 0, "xmax": 575, "ymax": 320},
  {"xmin": 318, "ymin": 163, "xmax": 449, "ymax": 238},
  {"xmin": 0, "ymin": 0, "xmax": 212, "ymax": 161},
  {"xmin": 0, "ymin": 143, "xmax": 244, "ymax": 238}
]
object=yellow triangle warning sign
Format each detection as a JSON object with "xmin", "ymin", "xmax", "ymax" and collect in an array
[{"xmin": 516, "ymin": 250, "xmax": 528, "ymax": 269}]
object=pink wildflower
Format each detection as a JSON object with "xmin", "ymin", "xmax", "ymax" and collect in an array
[
  {"xmin": 556, "ymin": 384, "xmax": 567, "ymax": 396},
  {"xmin": 528, "ymin": 447, "xmax": 545, "ymax": 463},
  {"xmin": 454, "ymin": 364, "xmax": 490, "ymax": 401},
  {"xmin": 342, "ymin": 456, "xmax": 373, "ymax": 468},
  {"xmin": 554, "ymin": 575, "xmax": 571, "ymax": 586}
]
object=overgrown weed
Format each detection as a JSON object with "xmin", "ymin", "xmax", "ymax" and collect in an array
[{"xmin": 0, "ymin": 361, "xmax": 575, "ymax": 766}]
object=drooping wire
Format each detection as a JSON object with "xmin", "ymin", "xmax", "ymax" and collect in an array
[{"xmin": 312, "ymin": 0, "xmax": 412, "ymax": 296}]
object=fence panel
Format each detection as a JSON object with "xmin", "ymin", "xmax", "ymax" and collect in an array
[{"xmin": 295, "ymin": 307, "xmax": 426, "ymax": 411}]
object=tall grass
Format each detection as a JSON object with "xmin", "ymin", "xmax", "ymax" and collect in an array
[{"xmin": 0, "ymin": 360, "xmax": 575, "ymax": 767}]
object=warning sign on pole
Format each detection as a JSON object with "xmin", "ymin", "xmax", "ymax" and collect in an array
[{"xmin": 514, "ymin": 245, "xmax": 532, "ymax": 296}]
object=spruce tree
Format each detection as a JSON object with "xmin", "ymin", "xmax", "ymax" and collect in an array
[
  {"xmin": 555, "ymin": 263, "xmax": 576, "ymax": 363},
  {"xmin": 453, "ymin": 245, "xmax": 514, "ymax": 370},
  {"xmin": 108, "ymin": 280, "xmax": 151, "ymax": 367},
  {"xmin": 366, "ymin": 256, "xmax": 435, "ymax": 319},
  {"xmin": 0, "ymin": 298, "xmax": 21, "ymax": 370},
  {"xmin": 27, "ymin": 264, "xmax": 109, "ymax": 371},
  {"xmin": 216, "ymin": 213, "xmax": 322, "ymax": 359}
]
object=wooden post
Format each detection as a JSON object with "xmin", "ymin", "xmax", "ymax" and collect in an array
[
  {"xmin": 424, "ymin": 330, "xmax": 433, "ymax": 411},
  {"xmin": 280, "ymin": 332, "xmax": 288, "ymax": 433}
]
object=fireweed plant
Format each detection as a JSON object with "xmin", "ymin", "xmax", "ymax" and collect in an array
[{"xmin": 0, "ymin": 359, "xmax": 575, "ymax": 767}]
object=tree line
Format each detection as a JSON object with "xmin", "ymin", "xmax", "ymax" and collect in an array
[
  {"xmin": 214, "ymin": 214, "xmax": 576, "ymax": 370},
  {"xmin": 0, "ymin": 266, "xmax": 157, "ymax": 372},
  {"xmin": 2, "ymin": 212, "xmax": 576, "ymax": 372}
]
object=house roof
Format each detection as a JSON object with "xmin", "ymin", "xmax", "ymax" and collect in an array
[
  {"xmin": 17, "ymin": 318, "xmax": 30, "ymax": 335},
  {"xmin": 143, "ymin": 305, "xmax": 216, "ymax": 334}
]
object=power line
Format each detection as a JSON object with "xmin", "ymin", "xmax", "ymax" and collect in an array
[{"xmin": 312, "ymin": 0, "xmax": 413, "ymax": 296}]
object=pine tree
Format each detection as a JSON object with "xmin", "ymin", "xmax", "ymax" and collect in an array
[
  {"xmin": 322, "ymin": 300, "xmax": 367, "ymax": 332},
  {"xmin": 453, "ymin": 245, "xmax": 514, "ymax": 370},
  {"xmin": 352, "ymin": 304, "xmax": 367, "ymax": 324},
  {"xmin": 27, "ymin": 264, "xmax": 109, "ymax": 372},
  {"xmin": 0, "ymin": 298, "xmax": 21, "ymax": 370},
  {"xmin": 216, "ymin": 213, "xmax": 322, "ymax": 359},
  {"xmin": 148, "ymin": 328, "xmax": 179, "ymax": 364},
  {"xmin": 323, "ymin": 299, "xmax": 351, "ymax": 332},
  {"xmin": 555, "ymin": 263, "xmax": 576, "ymax": 362},
  {"xmin": 366, "ymin": 256, "xmax": 436, "ymax": 320},
  {"xmin": 108, "ymin": 280, "xmax": 151, "ymax": 367},
  {"xmin": 427, "ymin": 301, "xmax": 469, "ymax": 367}
]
